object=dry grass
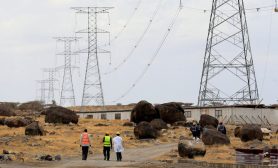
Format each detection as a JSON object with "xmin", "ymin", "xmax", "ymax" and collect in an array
[
  {"xmin": 1, "ymin": 119, "xmax": 277, "ymax": 164},
  {"xmin": 0, "ymin": 117, "xmax": 185, "ymax": 162}
]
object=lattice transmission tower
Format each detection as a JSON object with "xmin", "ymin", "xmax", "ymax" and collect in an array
[
  {"xmin": 43, "ymin": 68, "xmax": 58, "ymax": 105},
  {"xmin": 198, "ymin": 0, "xmax": 259, "ymax": 106},
  {"xmin": 72, "ymin": 7, "xmax": 113, "ymax": 107},
  {"xmin": 55, "ymin": 37, "xmax": 80, "ymax": 107}
]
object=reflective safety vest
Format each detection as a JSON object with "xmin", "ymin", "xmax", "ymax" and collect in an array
[
  {"xmin": 103, "ymin": 136, "xmax": 111, "ymax": 147},
  {"xmin": 82, "ymin": 133, "xmax": 90, "ymax": 145}
]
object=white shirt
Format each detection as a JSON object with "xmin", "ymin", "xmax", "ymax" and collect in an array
[{"xmin": 112, "ymin": 136, "xmax": 124, "ymax": 152}]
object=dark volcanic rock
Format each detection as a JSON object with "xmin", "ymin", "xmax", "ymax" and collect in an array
[
  {"xmin": 3, "ymin": 150, "xmax": 9, "ymax": 154},
  {"xmin": 155, "ymin": 102, "xmax": 186, "ymax": 124},
  {"xmin": 0, "ymin": 118, "xmax": 5, "ymax": 125},
  {"xmin": 134, "ymin": 121, "xmax": 159, "ymax": 139},
  {"xmin": 0, "ymin": 104, "xmax": 16, "ymax": 117},
  {"xmin": 94, "ymin": 123, "xmax": 108, "ymax": 127},
  {"xmin": 123, "ymin": 122, "xmax": 135, "ymax": 127},
  {"xmin": 54, "ymin": 155, "xmax": 62, "ymax": 161},
  {"xmin": 202, "ymin": 128, "xmax": 230, "ymax": 145},
  {"xmin": 204, "ymin": 125, "xmax": 216, "ymax": 130},
  {"xmin": 4, "ymin": 117, "xmax": 33, "ymax": 128},
  {"xmin": 150, "ymin": 119, "xmax": 168, "ymax": 130},
  {"xmin": 178, "ymin": 138, "xmax": 206, "ymax": 158},
  {"xmin": 25, "ymin": 122, "xmax": 45, "ymax": 136},
  {"xmin": 45, "ymin": 106, "xmax": 78, "ymax": 124},
  {"xmin": 239, "ymin": 125, "xmax": 263, "ymax": 142},
  {"xmin": 199, "ymin": 114, "xmax": 218, "ymax": 128},
  {"xmin": 18, "ymin": 101, "xmax": 44, "ymax": 111},
  {"xmin": 40, "ymin": 155, "xmax": 53, "ymax": 161},
  {"xmin": 130, "ymin": 101, "xmax": 159, "ymax": 123}
]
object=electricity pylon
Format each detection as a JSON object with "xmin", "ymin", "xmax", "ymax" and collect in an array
[
  {"xmin": 43, "ymin": 68, "xmax": 58, "ymax": 105},
  {"xmin": 198, "ymin": 0, "xmax": 259, "ymax": 106},
  {"xmin": 54, "ymin": 37, "xmax": 80, "ymax": 107},
  {"xmin": 72, "ymin": 7, "xmax": 113, "ymax": 108}
]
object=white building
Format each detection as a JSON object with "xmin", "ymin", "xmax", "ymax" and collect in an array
[
  {"xmin": 76, "ymin": 104, "xmax": 278, "ymax": 125},
  {"xmin": 183, "ymin": 104, "xmax": 278, "ymax": 125}
]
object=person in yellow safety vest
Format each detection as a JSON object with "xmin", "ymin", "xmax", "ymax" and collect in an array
[
  {"xmin": 80, "ymin": 129, "xmax": 92, "ymax": 160},
  {"xmin": 103, "ymin": 132, "xmax": 112, "ymax": 161}
]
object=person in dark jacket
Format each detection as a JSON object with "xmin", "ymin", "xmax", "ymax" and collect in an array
[
  {"xmin": 217, "ymin": 122, "xmax": 227, "ymax": 135},
  {"xmin": 103, "ymin": 132, "xmax": 113, "ymax": 161},
  {"xmin": 190, "ymin": 122, "xmax": 198, "ymax": 140},
  {"xmin": 196, "ymin": 123, "xmax": 202, "ymax": 139}
]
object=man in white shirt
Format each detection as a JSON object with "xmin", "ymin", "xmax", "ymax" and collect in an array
[{"xmin": 112, "ymin": 132, "xmax": 124, "ymax": 161}]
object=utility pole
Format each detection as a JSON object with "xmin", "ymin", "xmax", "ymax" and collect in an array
[
  {"xmin": 198, "ymin": 0, "xmax": 259, "ymax": 106},
  {"xmin": 72, "ymin": 7, "xmax": 113, "ymax": 108},
  {"xmin": 54, "ymin": 37, "xmax": 80, "ymax": 107},
  {"xmin": 43, "ymin": 68, "xmax": 58, "ymax": 105}
]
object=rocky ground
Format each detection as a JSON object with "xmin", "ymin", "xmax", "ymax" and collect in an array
[
  {"xmin": 0, "ymin": 117, "xmax": 278, "ymax": 166},
  {"xmin": 0, "ymin": 116, "xmax": 188, "ymax": 163},
  {"xmin": 0, "ymin": 108, "xmax": 278, "ymax": 167}
]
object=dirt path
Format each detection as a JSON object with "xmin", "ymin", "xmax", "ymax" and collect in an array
[{"xmin": 0, "ymin": 143, "xmax": 177, "ymax": 168}]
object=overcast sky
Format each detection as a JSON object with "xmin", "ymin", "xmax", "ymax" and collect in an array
[{"xmin": 0, "ymin": 0, "xmax": 277, "ymax": 105}]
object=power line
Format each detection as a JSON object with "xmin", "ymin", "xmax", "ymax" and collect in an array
[
  {"xmin": 260, "ymin": 10, "xmax": 274, "ymax": 97},
  {"xmin": 103, "ymin": 0, "xmax": 143, "ymax": 46},
  {"xmin": 110, "ymin": 4, "xmax": 183, "ymax": 103},
  {"xmin": 182, "ymin": 4, "xmax": 275, "ymax": 13},
  {"xmin": 103, "ymin": 0, "xmax": 164, "ymax": 75}
]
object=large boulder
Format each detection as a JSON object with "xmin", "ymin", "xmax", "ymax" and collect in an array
[
  {"xmin": 123, "ymin": 122, "xmax": 135, "ymax": 127},
  {"xmin": 178, "ymin": 138, "xmax": 206, "ymax": 158},
  {"xmin": 18, "ymin": 101, "xmax": 44, "ymax": 112},
  {"xmin": 0, "ymin": 104, "xmax": 16, "ymax": 117},
  {"xmin": 0, "ymin": 118, "xmax": 5, "ymax": 125},
  {"xmin": 238, "ymin": 125, "xmax": 263, "ymax": 142},
  {"xmin": 150, "ymin": 119, "xmax": 168, "ymax": 130},
  {"xmin": 202, "ymin": 128, "xmax": 230, "ymax": 145},
  {"xmin": 130, "ymin": 101, "xmax": 159, "ymax": 123},
  {"xmin": 134, "ymin": 121, "xmax": 159, "ymax": 139},
  {"xmin": 199, "ymin": 114, "xmax": 218, "ymax": 128},
  {"xmin": 25, "ymin": 122, "xmax": 45, "ymax": 136},
  {"xmin": 155, "ymin": 102, "xmax": 186, "ymax": 124},
  {"xmin": 45, "ymin": 106, "xmax": 78, "ymax": 124},
  {"xmin": 4, "ymin": 117, "xmax": 33, "ymax": 128}
]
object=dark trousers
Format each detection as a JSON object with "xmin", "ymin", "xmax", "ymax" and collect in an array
[
  {"xmin": 103, "ymin": 147, "xmax": 110, "ymax": 160},
  {"xmin": 116, "ymin": 152, "xmax": 122, "ymax": 161},
  {"xmin": 82, "ymin": 146, "xmax": 89, "ymax": 160}
]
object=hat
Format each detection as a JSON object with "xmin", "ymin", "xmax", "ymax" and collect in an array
[{"xmin": 116, "ymin": 132, "xmax": 120, "ymax": 135}]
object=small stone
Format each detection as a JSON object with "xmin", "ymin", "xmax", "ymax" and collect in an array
[
  {"xmin": 54, "ymin": 155, "xmax": 61, "ymax": 161},
  {"xmin": 3, "ymin": 150, "xmax": 9, "ymax": 154}
]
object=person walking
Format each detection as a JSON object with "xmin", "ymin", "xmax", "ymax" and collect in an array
[
  {"xmin": 113, "ymin": 132, "xmax": 124, "ymax": 161},
  {"xmin": 103, "ymin": 132, "xmax": 112, "ymax": 161},
  {"xmin": 217, "ymin": 122, "xmax": 227, "ymax": 135},
  {"xmin": 80, "ymin": 129, "xmax": 92, "ymax": 160},
  {"xmin": 190, "ymin": 122, "xmax": 198, "ymax": 140},
  {"xmin": 196, "ymin": 123, "xmax": 202, "ymax": 139}
]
